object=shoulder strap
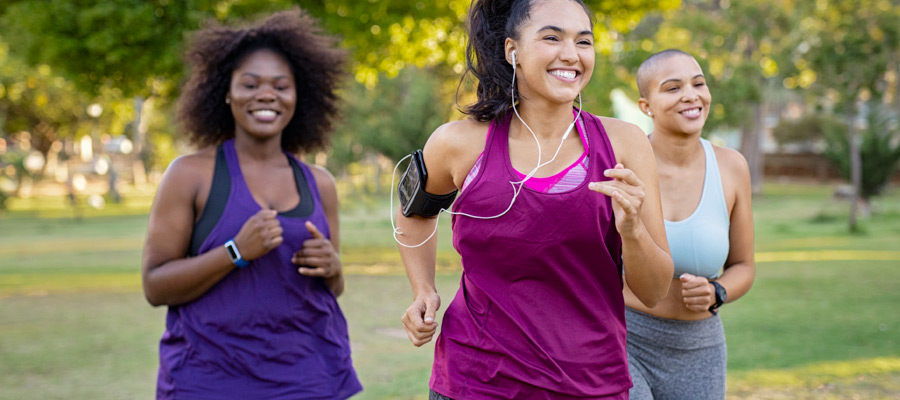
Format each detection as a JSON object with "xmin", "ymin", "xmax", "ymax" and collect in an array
[
  {"xmin": 188, "ymin": 145, "xmax": 230, "ymax": 257},
  {"xmin": 279, "ymin": 155, "xmax": 316, "ymax": 218}
]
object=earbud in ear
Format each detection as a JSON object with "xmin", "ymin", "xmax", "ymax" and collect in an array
[{"xmin": 511, "ymin": 50, "xmax": 517, "ymax": 64}]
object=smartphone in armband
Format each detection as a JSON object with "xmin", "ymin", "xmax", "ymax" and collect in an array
[{"xmin": 398, "ymin": 150, "xmax": 457, "ymax": 217}]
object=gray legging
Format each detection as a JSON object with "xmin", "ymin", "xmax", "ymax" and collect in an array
[{"xmin": 626, "ymin": 307, "xmax": 727, "ymax": 400}]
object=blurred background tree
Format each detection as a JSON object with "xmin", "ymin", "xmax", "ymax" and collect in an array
[
  {"xmin": 785, "ymin": 0, "xmax": 900, "ymax": 230},
  {"xmin": 1, "ymin": 0, "xmax": 900, "ymax": 230}
]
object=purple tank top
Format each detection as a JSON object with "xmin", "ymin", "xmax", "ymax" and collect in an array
[
  {"xmin": 431, "ymin": 111, "xmax": 629, "ymax": 399},
  {"xmin": 156, "ymin": 139, "xmax": 361, "ymax": 399}
]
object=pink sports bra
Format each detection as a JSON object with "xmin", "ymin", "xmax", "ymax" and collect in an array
[{"xmin": 462, "ymin": 112, "xmax": 590, "ymax": 194}]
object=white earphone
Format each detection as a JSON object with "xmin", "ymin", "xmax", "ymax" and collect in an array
[{"xmin": 511, "ymin": 50, "xmax": 516, "ymax": 64}]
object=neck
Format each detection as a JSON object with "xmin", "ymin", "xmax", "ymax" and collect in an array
[
  {"xmin": 649, "ymin": 129, "xmax": 703, "ymax": 166},
  {"xmin": 233, "ymin": 133, "xmax": 284, "ymax": 161},
  {"xmin": 511, "ymin": 98, "xmax": 577, "ymax": 141}
]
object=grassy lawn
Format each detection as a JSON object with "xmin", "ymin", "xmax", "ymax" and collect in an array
[{"xmin": 0, "ymin": 181, "xmax": 898, "ymax": 399}]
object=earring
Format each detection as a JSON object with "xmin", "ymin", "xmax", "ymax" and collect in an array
[
  {"xmin": 647, "ymin": 111, "xmax": 653, "ymax": 117},
  {"xmin": 225, "ymin": 98, "xmax": 231, "ymax": 104}
]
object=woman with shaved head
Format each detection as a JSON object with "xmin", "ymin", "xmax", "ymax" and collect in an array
[{"xmin": 626, "ymin": 49, "xmax": 756, "ymax": 399}]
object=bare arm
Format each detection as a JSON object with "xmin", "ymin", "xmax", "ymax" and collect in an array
[
  {"xmin": 592, "ymin": 120, "xmax": 673, "ymax": 307},
  {"xmin": 141, "ymin": 155, "xmax": 283, "ymax": 306},
  {"xmin": 715, "ymin": 148, "xmax": 755, "ymax": 302},
  {"xmin": 398, "ymin": 120, "xmax": 485, "ymax": 346}
]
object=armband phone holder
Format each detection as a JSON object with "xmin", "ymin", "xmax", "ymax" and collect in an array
[{"xmin": 398, "ymin": 149, "xmax": 457, "ymax": 217}]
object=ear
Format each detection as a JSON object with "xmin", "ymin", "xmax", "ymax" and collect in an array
[
  {"xmin": 638, "ymin": 98, "xmax": 651, "ymax": 117},
  {"xmin": 504, "ymin": 38, "xmax": 517, "ymax": 65}
]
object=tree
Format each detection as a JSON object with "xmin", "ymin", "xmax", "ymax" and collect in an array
[
  {"xmin": 791, "ymin": 0, "xmax": 900, "ymax": 230},
  {"xmin": 0, "ymin": 0, "xmax": 679, "ymax": 177}
]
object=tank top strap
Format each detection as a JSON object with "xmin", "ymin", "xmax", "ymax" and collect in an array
[
  {"xmin": 700, "ymin": 138, "xmax": 729, "ymax": 220},
  {"xmin": 581, "ymin": 112, "xmax": 617, "ymax": 171},
  {"xmin": 223, "ymin": 139, "xmax": 244, "ymax": 182},
  {"xmin": 480, "ymin": 111, "xmax": 515, "ymax": 172}
]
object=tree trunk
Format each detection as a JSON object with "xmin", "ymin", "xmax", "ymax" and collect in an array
[
  {"xmin": 740, "ymin": 102, "xmax": 764, "ymax": 194},
  {"xmin": 132, "ymin": 96, "xmax": 153, "ymax": 185},
  {"xmin": 847, "ymin": 105, "xmax": 862, "ymax": 231}
]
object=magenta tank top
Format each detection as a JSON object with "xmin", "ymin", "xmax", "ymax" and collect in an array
[{"xmin": 430, "ymin": 111, "xmax": 629, "ymax": 399}]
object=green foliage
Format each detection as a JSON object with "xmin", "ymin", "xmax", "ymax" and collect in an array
[
  {"xmin": 332, "ymin": 67, "xmax": 450, "ymax": 167},
  {"xmin": 793, "ymin": 0, "xmax": 900, "ymax": 108},
  {"xmin": 0, "ymin": 0, "xmax": 199, "ymax": 98},
  {"xmin": 821, "ymin": 105, "xmax": 900, "ymax": 200},
  {"xmin": 771, "ymin": 113, "xmax": 840, "ymax": 146}
]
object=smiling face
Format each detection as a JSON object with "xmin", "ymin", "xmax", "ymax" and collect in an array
[
  {"xmin": 226, "ymin": 48, "xmax": 297, "ymax": 140},
  {"xmin": 506, "ymin": 0, "xmax": 594, "ymax": 107},
  {"xmin": 641, "ymin": 54, "xmax": 711, "ymax": 136}
]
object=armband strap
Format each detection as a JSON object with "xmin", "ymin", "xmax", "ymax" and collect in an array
[{"xmin": 413, "ymin": 189, "xmax": 458, "ymax": 217}]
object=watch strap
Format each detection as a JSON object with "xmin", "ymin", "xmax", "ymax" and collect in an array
[{"xmin": 708, "ymin": 280, "xmax": 726, "ymax": 314}]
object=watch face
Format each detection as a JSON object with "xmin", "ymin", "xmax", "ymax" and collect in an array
[{"xmin": 226, "ymin": 243, "xmax": 239, "ymax": 260}]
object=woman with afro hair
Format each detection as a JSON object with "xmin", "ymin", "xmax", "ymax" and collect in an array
[{"xmin": 141, "ymin": 9, "xmax": 362, "ymax": 399}]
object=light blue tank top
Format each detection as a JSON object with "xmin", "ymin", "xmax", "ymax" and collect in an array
[{"xmin": 665, "ymin": 138, "xmax": 730, "ymax": 279}]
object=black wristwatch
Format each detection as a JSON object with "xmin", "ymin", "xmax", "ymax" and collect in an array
[{"xmin": 709, "ymin": 280, "xmax": 727, "ymax": 314}]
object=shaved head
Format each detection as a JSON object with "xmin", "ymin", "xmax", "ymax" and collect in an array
[{"xmin": 636, "ymin": 49, "xmax": 695, "ymax": 98}]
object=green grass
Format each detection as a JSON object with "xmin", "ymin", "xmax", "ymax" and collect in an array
[{"xmin": 1, "ymin": 181, "xmax": 899, "ymax": 399}]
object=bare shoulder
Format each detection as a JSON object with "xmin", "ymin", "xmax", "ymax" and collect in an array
[
  {"xmin": 426, "ymin": 118, "xmax": 491, "ymax": 157},
  {"xmin": 597, "ymin": 116, "xmax": 653, "ymax": 163},
  {"xmin": 308, "ymin": 163, "xmax": 336, "ymax": 187},
  {"xmin": 159, "ymin": 147, "xmax": 216, "ymax": 189},
  {"xmin": 424, "ymin": 118, "xmax": 491, "ymax": 190}
]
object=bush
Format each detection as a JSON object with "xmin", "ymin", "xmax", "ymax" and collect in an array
[{"xmin": 821, "ymin": 104, "xmax": 900, "ymax": 200}]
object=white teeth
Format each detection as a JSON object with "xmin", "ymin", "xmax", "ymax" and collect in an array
[
  {"xmin": 251, "ymin": 110, "xmax": 277, "ymax": 117},
  {"xmin": 681, "ymin": 108, "xmax": 700, "ymax": 117},
  {"xmin": 550, "ymin": 70, "xmax": 576, "ymax": 79}
]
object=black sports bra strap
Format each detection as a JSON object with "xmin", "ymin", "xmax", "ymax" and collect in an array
[
  {"xmin": 280, "ymin": 155, "xmax": 315, "ymax": 218},
  {"xmin": 188, "ymin": 145, "xmax": 231, "ymax": 256}
]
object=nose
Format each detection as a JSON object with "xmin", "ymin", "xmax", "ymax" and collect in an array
[
  {"xmin": 559, "ymin": 40, "xmax": 579, "ymax": 64},
  {"xmin": 682, "ymin": 85, "xmax": 700, "ymax": 102},
  {"xmin": 255, "ymin": 85, "xmax": 277, "ymax": 102}
]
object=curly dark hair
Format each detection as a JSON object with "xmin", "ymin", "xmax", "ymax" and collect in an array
[
  {"xmin": 460, "ymin": 0, "xmax": 593, "ymax": 122},
  {"xmin": 176, "ymin": 8, "xmax": 346, "ymax": 154}
]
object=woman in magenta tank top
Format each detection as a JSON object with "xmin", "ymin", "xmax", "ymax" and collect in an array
[
  {"xmin": 141, "ymin": 10, "xmax": 361, "ymax": 399},
  {"xmin": 395, "ymin": 1, "xmax": 674, "ymax": 399}
]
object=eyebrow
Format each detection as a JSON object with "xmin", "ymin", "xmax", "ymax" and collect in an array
[
  {"xmin": 659, "ymin": 74, "xmax": 705, "ymax": 87},
  {"xmin": 537, "ymin": 25, "xmax": 593, "ymax": 36},
  {"xmin": 239, "ymin": 72, "xmax": 292, "ymax": 80}
]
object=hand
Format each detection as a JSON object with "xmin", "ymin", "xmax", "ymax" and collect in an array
[
  {"xmin": 233, "ymin": 209, "xmax": 283, "ymax": 261},
  {"xmin": 588, "ymin": 163, "xmax": 646, "ymax": 238},
  {"xmin": 680, "ymin": 273, "xmax": 716, "ymax": 312},
  {"xmin": 401, "ymin": 292, "xmax": 441, "ymax": 347},
  {"xmin": 292, "ymin": 221, "xmax": 341, "ymax": 278}
]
